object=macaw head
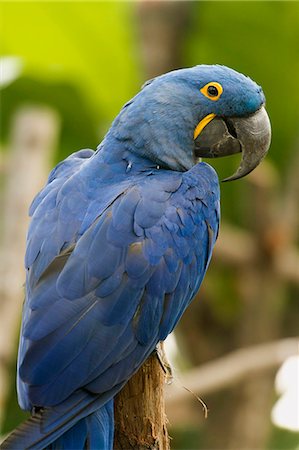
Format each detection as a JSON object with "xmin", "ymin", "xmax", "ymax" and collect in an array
[{"xmin": 110, "ymin": 64, "xmax": 271, "ymax": 180}]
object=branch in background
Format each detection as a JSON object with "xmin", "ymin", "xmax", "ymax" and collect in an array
[
  {"xmin": 213, "ymin": 156, "xmax": 299, "ymax": 288},
  {"xmin": 136, "ymin": 1, "xmax": 191, "ymax": 79},
  {"xmin": 165, "ymin": 337, "xmax": 299, "ymax": 410},
  {"xmin": 214, "ymin": 224, "xmax": 257, "ymax": 266},
  {"xmin": 280, "ymin": 138, "xmax": 299, "ymax": 245},
  {"xmin": 274, "ymin": 247, "xmax": 299, "ymax": 286},
  {"xmin": 0, "ymin": 107, "xmax": 59, "ymax": 426},
  {"xmin": 214, "ymin": 224, "xmax": 299, "ymax": 285}
]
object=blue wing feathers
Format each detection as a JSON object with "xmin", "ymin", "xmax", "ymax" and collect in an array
[
  {"xmin": 134, "ymin": 197, "xmax": 166, "ymax": 229},
  {"xmin": 22, "ymin": 161, "xmax": 219, "ymax": 392},
  {"xmin": 163, "ymin": 246, "xmax": 180, "ymax": 273},
  {"xmin": 135, "ymin": 290, "xmax": 163, "ymax": 345},
  {"xmin": 8, "ymin": 156, "xmax": 220, "ymax": 449},
  {"xmin": 20, "ymin": 299, "xmax": 99, "ymax": 387},
  {"xmin": 95, "ymin": 266, "xmax": 124, "ymax": 298},
  {"xmin": 111, "ymin": 188, "xmax": 140, "ymax": 232},
  {"xmin": 84, "ymin": 325, "xmax": 137, "ymax": 390},
  {"xmin": 125, "ymin": 242, "xmax": 150, "ymax": 279}
]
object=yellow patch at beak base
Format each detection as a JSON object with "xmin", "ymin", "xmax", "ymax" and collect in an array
[{"xmin": 194, "ymin": 113, "xmax": 216, "ymax": 140}]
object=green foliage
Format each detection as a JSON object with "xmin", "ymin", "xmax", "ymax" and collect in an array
[
  {"xmin": 0, "ymin": 1, "xmax": 141, "ymax": 126},
  {"xmin": 205, "ymin": 268, "xmax": 241, "ymax": 325},
  {"xmin": 269, "ymin": 426, "xmax": 299, "ymax": 450},
  {"xmin": 170, "ymin": 425, "xmax": 204, "ymax": 450}
]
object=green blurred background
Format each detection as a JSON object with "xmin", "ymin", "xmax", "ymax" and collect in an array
[{"xmin": 1, "ymin": 1, "xmax": 299, "ymax": 449}]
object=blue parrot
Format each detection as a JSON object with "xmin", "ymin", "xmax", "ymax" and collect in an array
[{"xmin": 1, "ymin": 65, "xmax": 271, "ymax": 450}]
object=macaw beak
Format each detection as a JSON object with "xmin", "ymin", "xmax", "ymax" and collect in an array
[{"xmin": 194, "ymin": 106, "xmax": 271, "ymax": 181}]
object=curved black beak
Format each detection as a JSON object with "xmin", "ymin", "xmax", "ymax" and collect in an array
[{"xmin": 194, "ymin": 106, "xmax": 271, "ymax": 181}]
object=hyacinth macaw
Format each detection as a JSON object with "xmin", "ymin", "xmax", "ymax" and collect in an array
[{"xmin": 2, "ymin": 65, "xmax": 271, "ymax": 450}]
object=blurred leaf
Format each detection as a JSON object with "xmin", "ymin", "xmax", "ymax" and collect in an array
[{"xmin": 0, "ymin": 2, "xmax": 141, "ymax": 123}]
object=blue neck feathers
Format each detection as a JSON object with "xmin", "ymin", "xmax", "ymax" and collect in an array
[{"xmin": 104, "ymin": 80, "xmax": 198, "ymax": 172}]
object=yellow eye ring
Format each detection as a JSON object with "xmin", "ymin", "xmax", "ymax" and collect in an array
[{"xmin": 200, "ymin": 82, "xmax": 223, "ymax": 101}]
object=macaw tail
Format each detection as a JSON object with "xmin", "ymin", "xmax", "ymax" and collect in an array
[
  {"xmin": 46, "ymin": 401, "xmax": 114, "ymax": 450},
  {"xmin": 47, "ymin": 401, "xmax": 114, "ymax": 449},
  {"xmin": 0, "ymin": 399, "xmax": 114, "ymax": 450}
]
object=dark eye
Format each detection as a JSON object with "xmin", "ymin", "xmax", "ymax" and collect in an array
[
  {"xmin": 200, "ymin": 82, "xmax": 223, "ymax": 101},
  {"xmin": 207, "ymin": 85, "xmax": 219, "ymax": 97}
]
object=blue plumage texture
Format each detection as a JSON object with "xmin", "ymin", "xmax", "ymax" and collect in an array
[
  {"xmin": 19, "ymin": 159, "xmax": 219, "ymax": 410},
  {"xmin": 2, "ymin": 64, "xmax": 266, "ymax": 450}
]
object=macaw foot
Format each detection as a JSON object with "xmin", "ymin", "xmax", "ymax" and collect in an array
[{"xmin": 155, "ymin": 341, "xmax": 173, "ymax": 384}]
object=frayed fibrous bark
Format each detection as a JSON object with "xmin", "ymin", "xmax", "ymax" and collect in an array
[{"xmin": 114, "ymin": 353, "xmax": 170, "ymax": 450}]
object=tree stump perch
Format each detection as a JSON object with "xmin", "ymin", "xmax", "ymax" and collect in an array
[{"xmin": 114, "ymin": 352, "xmax": 170, "ymax": 450}]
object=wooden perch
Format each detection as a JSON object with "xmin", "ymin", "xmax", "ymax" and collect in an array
[{"xmin": 114, "ymin": 352, "xmax": 170, "ymax": 450}]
